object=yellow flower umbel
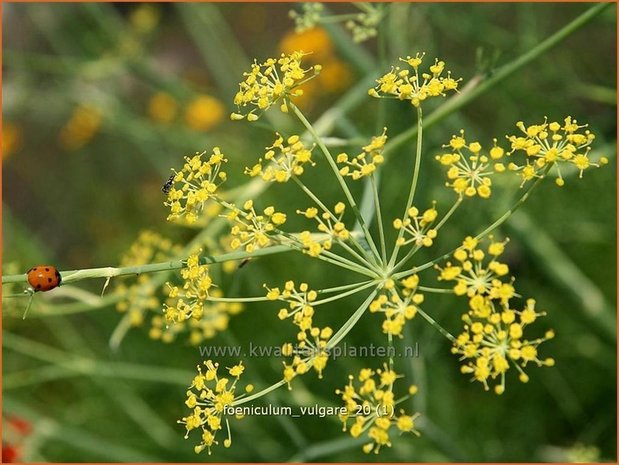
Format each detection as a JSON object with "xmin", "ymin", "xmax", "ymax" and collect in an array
[
  {"xmin": 180, "ymin": 360, "xmax": 249, "ymax": 454},
  {"xmin": 164, "ymin": 252, "xmax": 213, "ymax": 324},
  {"xmin": 369, "ymin": 276, "xmax": 424, "ymax": 337},
  {"xmin": 245, "ymin": 133, "xmax": 315, "ymax": 183},
  {"xmin": 337, "ymin": 129, "xmax": 388, "ymax": 180},
  {"xmin": 452, "ymin": 297, "xmax": 555, "ymax": 394},
  {"xmin": 435, "ymin": 131, "xmax": 506, "ymax": 199},
  {"xmin": 336, "ymin": 366, "xmax": 420, "ymax": 454},
  {"xmin": 227, "ymin": 200, "xmax": 287, "ymax": 253},
  {"xmin": 296, "ymin": 202, "xmax": 350, "ymax": 257},
  {"xmin": 393, "ymin": 203, "xmax": 438, "ymax": 247},
  {"xmin": 436, "ymin": 236, "xmax": 514, "ymax": 309},
  {"xmin": 267, "ymin": 281, "xmax": 332, "ymax": 386},
  {"xmin": 231, "ymin": 51, "xmax": 321, "ymax": 121},
  {"xmin": 505, "ymin": 116, "xmax": 607, "ymax": 186},
  {"xmin": 369, "ymin": 53, "xmax": 460, "ymax": 107},
  {"xmin": 164, "ymin": 147, "xmax": 228, "ymax": 224},
  {"xmin": 151, "ymin": 289, "xmax": 243, "ymax": 345}
]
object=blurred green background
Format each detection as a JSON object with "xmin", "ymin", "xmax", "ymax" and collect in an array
[{"xmin": 2, "ymin": 2, "xmax": 616, "ymax": 462}]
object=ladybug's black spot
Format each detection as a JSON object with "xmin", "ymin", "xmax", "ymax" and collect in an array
[
  {"xmin": 48, "ymin": 278, "xmax": 53, "ymax": 283},
  {"xmin": 36, "ymin": 284, "xmax": 42, "ymax": 290},
  {"xmin": 45, "ymin": 267, "xmax": 50, "ymax": 271}
]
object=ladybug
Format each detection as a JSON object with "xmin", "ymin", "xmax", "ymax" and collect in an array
[
  {"xmin": 162, "ymin": 174, "xmax": 175, "ymax": 194},
  {"xmin": 26, "ymin": 265, "xmax": 62, "ymax": 292}
]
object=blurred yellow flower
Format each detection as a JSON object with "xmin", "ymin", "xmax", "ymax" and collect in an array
[
  {"xmin": 2, "ymin": 122, "xmax": 22, "ymax": 160},
  {"xmin": 59, "ymin": 104, "xmax": 102, "ymax": 151},
  {"xmin": 185, "ymin": 95, "xmax": 225, "ymax": 131},
  {"xmin": 129, "ymin": 4, "xmax": 161, "ymax": 34},
  {"xmin": 317, "ymin": 58, "xmax": 352, "ymax": 93},
  {"xmin": 148, "ymin": 92, "xmax": 178, "ymax": 124},
  {"xmin": 279, "ymin": 27, "xmax": 333, "ymax": 61}
]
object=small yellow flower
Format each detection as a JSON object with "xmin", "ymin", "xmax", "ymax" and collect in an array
[
  {"xmin": 180, "ymin": 360, "xmax": 248, "ymax": 454},
  {"xmin": 228, "ymin": 201, "xmax": 287, "ymax": 253},
  {"xmin": 336, "ymin": 366, "xmax": 420, "ymax": 454},
  {"xmin": 506, "ymin": 117, "xmax": 604, "ymax": 186},
  {"xmin": 393, "ymin": 202, "xmax": 438, "ymax": 248},
  {"xmin": 452, "ymin": 297, "xmax": 554, "ymax": 394},
  {"xmin": 185, "ymin": 95, "xmax": 225, "ymax": 131},
  {"xmin": 164, "ymin": 147, "xmax": 228, "ymax": 224},
  {"xmin": 369, "ymin": 277, "xmax": 424, "ymax": 337},
  {"xmin": 435, "ymin": 131, "xmax": 504, "ymax": 199},
  {"xmin": 337, "ymin": 129, "xmax": 388, "ymax": 180},
  {"xmin": 436, "ymin": 236, "xmax": 513, "ymax": 309},
  {"xmin": 370, "ymin": 53, "xmax": 460, "ymax": 107},
  {"xmin": 232, "ymin": 51, "xmax": 321, "ymax": 121},
  {"xmin": 245, "ymin": 133, "xmax": 315, "ymax": 183},
  {"xmin": 295, "ymin": 202, "xmax": 350, "ymax": 256},
  {"xmin": 163, "ymin": 251, "xmax": 215, "ymax": 325}
]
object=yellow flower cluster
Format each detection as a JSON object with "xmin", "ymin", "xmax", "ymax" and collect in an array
[
  {"xmin": 245, "ymin": 133, "xmax": 315, "ymax": 183},
  {"xmin": 435, "ymin": 131, "xmax": 505, "ymax": 199},
  {"xmin": 164, "ymin": 148, "xmax": 228, "ymax": 224},
  {"xmin": 337, "ymin": 129, "xmax": 388, "ymax": 180},
  {"xmin": 369, "ymin": 53, "xmax": 460, "ymax": 107},
  {"xmin": 436, "ymin": 236, "xmax": 515, "ymax": 306},
  {"xmin": 267, "ymin": 281, "xmax": 332, "ymax": 386},
  {"xmin": 180, "ymin": 360, "xmax": 250, "ymax": 454},
  {"xmin": 336, "ymin": 366, "xmax": 420, "ymax": 454},
  {"xmin": 151, "ymin": 289, "xmax": 243, "ymax": 345},
  {"xmin": 227, "ymin": 200, "xmax": 287, "ymax": 253},
  {"xmin": 393, "ymin": 203, "xmax": 438, "ymax": 247},
  {"xmin": 231, "ymin": 51, "xmax": 321, "ymax": 121},
  {"xmin": 296, "ymin": 202, "xmax": 350, "ymax": 257},
  {"xmin": 452, "ymin": 298, "xmax": 555, "ymax": 394},
  {"xmin": 164, "ymin": 253, "xmax": 213, "ymax": 324},
  {"xmin": 369, "ymin": 276, "xmax": 424, "ymax": 337},
  {"xmin": 505, "ymin": 117, "xmax": 607, "ymax": 186}
]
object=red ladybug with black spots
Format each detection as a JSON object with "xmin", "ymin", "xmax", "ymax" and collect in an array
[{"xmin": 26, "ymin": 265, "xmax": 62, "ymax": 292}]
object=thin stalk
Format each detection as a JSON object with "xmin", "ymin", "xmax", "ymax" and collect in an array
[
  {"xmin": 392, "ymin": 196, "xmax": 463, "ymax": 272},
  {"xmin": 389, "ymin": 106, "xmax": 423, "ymax": 268},
  {"xmin": 290, "ymin": 102, "xmax": 383, "ymax": 264},
  {"xmin": 2, "ymin": 245, "xmax": 293, "ymax": 286},
  {"xmin": 371, "ymin": 175, "xmax": 388, "ymax": 263},
  {"xmin": 292, "ymin": 176, "xmax": 376, "ymax": 267},
  {"xmin": 327, "ymin": 289, "xmax": 378, "ymax": 349},
  {"xmin": 416, "ymin": 307, "xmax": 455, "ymax": 343},
  {"xmin": 393, "ymin": 167, "xmax": 549, "ymax": 280},
  {"xmin": 313, "ymin": 281, "xmax": 378, "ymax": 306},
  {"xmin": 318, "ymin": 280, "xmax": 375, "ymax": 294}
]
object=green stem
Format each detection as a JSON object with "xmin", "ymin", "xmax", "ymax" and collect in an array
[
  {"xmin": 393, "ymin": 168, "xmax": 549, "ymax": 280},
  {"xmin": 327, "ymin": 289, "xmax": 378, "ymax": 349},
  {"xmin": 292, "ymin": 176, "xmax": 376, "ymax": 268},
  {"xmin": 416, "ymin": 307, "xmax": 456, "ymax": 343},
  {"xmin": 290, "ymin": 102, "xmax": 382, "ymax": 264},
  {"xmin": 392, "ymin": 197, "xmax": 462, "ymax": 273},
  {"xmin": 313, "ymin": 281, "xmax": 377, "ymax": 306},
  {"xmin": 371, "ymin": 175, "xmax": 388, "ymax": 263},
  {"xmin": 2, "ymin": 245, "xmax": 293, "ymax": 286},
  {"xmin": 389, "ymin": 106, "xmax": 423, "ymax": 268}
]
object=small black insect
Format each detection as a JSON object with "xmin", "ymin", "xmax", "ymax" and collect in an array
[{"xmin": 162, "ymin": 174, "xmax": 175, "ymax": 194}]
